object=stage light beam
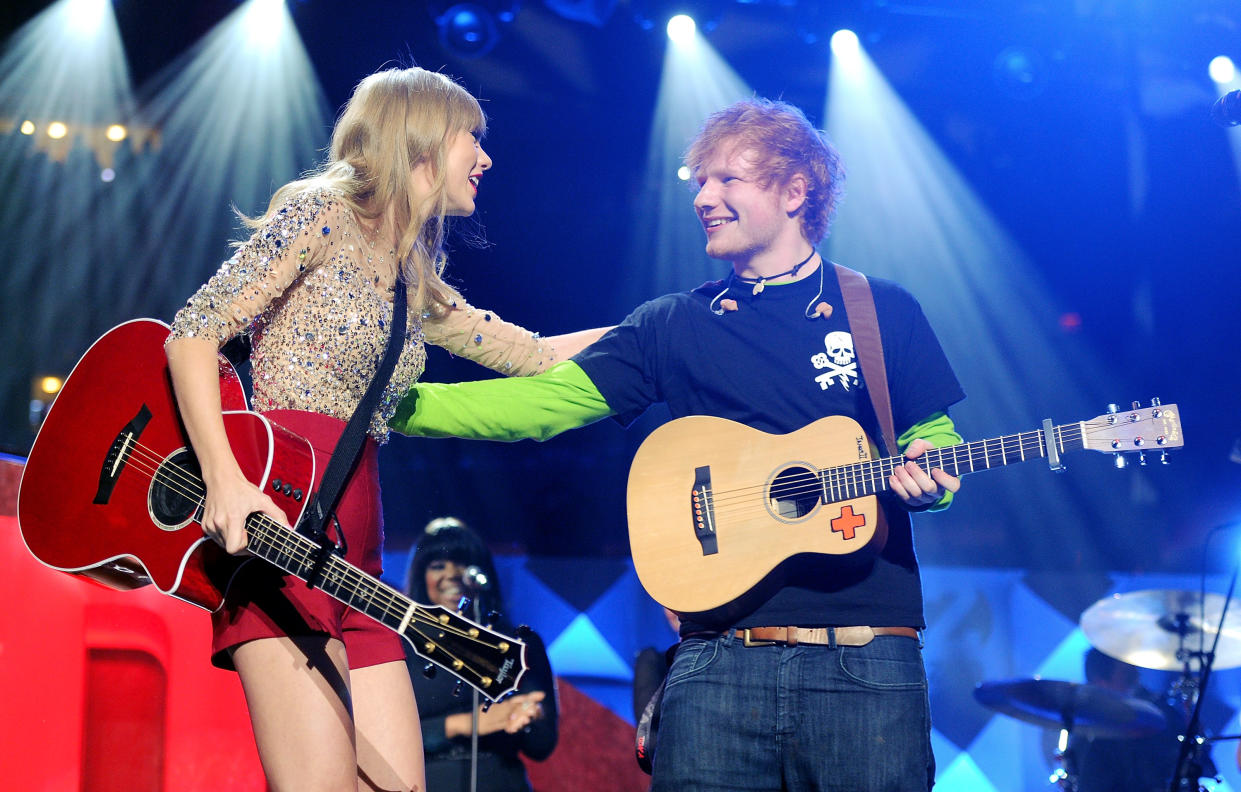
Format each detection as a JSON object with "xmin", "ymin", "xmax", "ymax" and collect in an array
[
  {"xmin": 823, "ymin": 36, "xmax": 1129, "ymax": 571},
  {"xmin": 622, "ymin": 18, "xmax": 751, "ymax": 306}
]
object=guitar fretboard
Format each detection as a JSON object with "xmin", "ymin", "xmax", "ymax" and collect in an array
[
  {"xmin": 818, "ymin": 422, "xmax": 1086, "ymax": 503},
  {"xmin": 245, "ymin": 515, "xmax": 420, "ymax": 635},
  {"xmin": 239, "ymin": 514, "xmax": 520, "ymax": 697}
]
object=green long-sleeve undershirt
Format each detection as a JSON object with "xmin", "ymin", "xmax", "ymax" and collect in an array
[{"xmin": 390, "ymin": 361, "xmax": 962, "ymax": 509}]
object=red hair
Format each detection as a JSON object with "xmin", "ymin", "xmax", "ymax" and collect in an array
[{"xmin": 686, "ymin": 98, "xmax": 845, "ymax": 244}]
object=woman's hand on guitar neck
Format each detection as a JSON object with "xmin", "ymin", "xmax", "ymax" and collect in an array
[{"xmin": 889, "ymin": 438, "xmax": 960, "ymax": 509}]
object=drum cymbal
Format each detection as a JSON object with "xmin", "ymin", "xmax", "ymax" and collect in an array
[
  {"xmin": 1081, "ymin": 589, "xmax": 1241, "ymax": 671},
  {"xmin": 974, "ymin": 678, "xmax": 1165, "ymax": 738}
]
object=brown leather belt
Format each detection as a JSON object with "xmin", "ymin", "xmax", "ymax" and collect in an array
[{"xmin": 740, "ymin": 626, "xmax": 919, "ymax": 648}]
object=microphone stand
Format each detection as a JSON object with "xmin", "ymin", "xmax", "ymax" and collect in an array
[
  {"xmin": 1167, "ymin": 560, "xmax": 1238, "ymax": 791},
  {"xmin": 470, "ymin": 595, "xmax": 481, "ymax": 792},
  {"xmin": 459, "ymin": 584, "xmax": 486, "ymax": 792}
]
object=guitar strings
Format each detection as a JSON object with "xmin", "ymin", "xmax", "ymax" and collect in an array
[
  {"xmin": 108, "ymin": 437, "xmax": 510, "ymax": 686},
  {"xmin": 120, "ymin": 445, "xmax": 501, "ymax": 684},
  {"xmin": 711, "ymin": 424, "xmax": 1088, "ymax": 516},
  {"xmin": 698, "ymin": 423, "xmax": 1091, "ymax": 521},
  {"xmin": 703, "ymin": 415, "xmax": 1153, "ymax": 523}
]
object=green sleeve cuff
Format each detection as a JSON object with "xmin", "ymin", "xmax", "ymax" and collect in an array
[
  {"xmin": 389, "ymin": 360, "xmax": 614, "ymax": 441},
  {"xmin": 896, "ymin": 411, "xmax": 963, "ymax": 511}
]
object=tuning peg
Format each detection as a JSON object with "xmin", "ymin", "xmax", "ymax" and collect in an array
[
  {"xmin": 1160, "ymin": 450, "xmax": 1169, "ymax": 465},
  {"xmin": 1114, "ymin": 454, "xmax": 1127, "ymax": 469},
  {"xmin": 1150, "ymin": 397, "xmax": 1161, "ymax": 407},
  {"xmin": 481, "ymin": 701, "xmax": 493, "ymax": 713},
  {"xmin": 486, "ymin": 610, "xmax": 500, "ymax": 625},
  {"xmin": 1138, "ymin": 451, "xmax": 1147, "ymax": 466},
  {"xmin": 452, "ymin": 681, "xmax": 464, "ymax": 697},
  {"xmin": 422, "ymin": 663, "xmax": 437, "ymax": 679},
  {"xmin": 516, "ymin": 624, "xmax": 532, "ymax": 639},
  {"xmin": 457, "ymin": 596, "xmax": 472, "ymax": 613}
]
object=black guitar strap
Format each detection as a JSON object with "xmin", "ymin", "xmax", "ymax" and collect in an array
[
  {"xmin": 834, "ymin": 263, "xmax": 897, "ymax": 457},
  {"xmin": 300, "ymin": 282, "xmax": 407, "ymax": 589}
]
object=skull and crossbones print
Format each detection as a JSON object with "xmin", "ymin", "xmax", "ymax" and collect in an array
[{"xmin": 811, "ymin": 331, "xmax": 860, "ymax": 391}]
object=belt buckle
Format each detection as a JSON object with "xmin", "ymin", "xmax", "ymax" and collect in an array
[{"xmin": 741, "ymin": 628, "xmax": 779, "ymax": 647}]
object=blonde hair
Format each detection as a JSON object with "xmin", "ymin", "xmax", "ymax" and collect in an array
[
  {"xmin": 685, "ymin": 98, "xmax": 844, "ymax": 245},
  {"xmin": 246, "ymin": 67, "xmax": 486, "ymax": 313}
]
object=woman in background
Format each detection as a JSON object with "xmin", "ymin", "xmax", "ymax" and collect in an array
[{"xmin": 406, "ymin": 517, "xmax": 558, "ymax": 791}]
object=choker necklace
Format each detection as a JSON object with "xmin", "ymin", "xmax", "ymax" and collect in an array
[{"xmin": 735, "ymin": 249, "xmax": 818, "ymax": 296}]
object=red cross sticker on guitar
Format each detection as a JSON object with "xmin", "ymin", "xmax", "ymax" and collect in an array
[{"xmin": 830, "ymin": 505, "xmax": 865, "ymax": 541}]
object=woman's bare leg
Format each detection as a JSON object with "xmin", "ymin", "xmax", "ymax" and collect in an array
[
  {"xmin": 351, "ymin": 660, "xmax": 426, "ymax": 792},
  {"xmin": 232, "ymin": 635, "xmax": 358, "ymax": 792}
]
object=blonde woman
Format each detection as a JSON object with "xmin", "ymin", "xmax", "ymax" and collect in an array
[{"xmin": 165, "ymin": 67, "xmax": 604, "ymax": 792}]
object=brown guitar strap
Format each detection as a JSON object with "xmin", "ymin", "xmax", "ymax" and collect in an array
[{"xmin": 834, "ymin": 263, "xmax": 897, "ymax": 456}]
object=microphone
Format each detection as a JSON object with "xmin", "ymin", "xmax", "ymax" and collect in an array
[
  {"xmin": 461, "ymin": 565, "xmax": 490, "ymax": 591},
  {"xmin": 1211, "ymin": 89, "xmax": 1241, "ymax": 127}
]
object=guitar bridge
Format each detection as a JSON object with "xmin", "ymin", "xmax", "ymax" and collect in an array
[
  {"xmin": 691, "ymin": 465, "xmax": 718, "ymax": 556},
  {"xmin": 95, "ymin": 404, "xmax": 152, "ymax": 504}
]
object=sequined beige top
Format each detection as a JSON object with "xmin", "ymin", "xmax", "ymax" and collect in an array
[{"xmin": 168, "ymin": 187, "xmax": 558, "ymax": 442}]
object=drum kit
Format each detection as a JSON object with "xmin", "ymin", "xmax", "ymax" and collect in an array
[{"xmin": 974, "ymin": 589, "xmax": 1241, "ymax": 790}]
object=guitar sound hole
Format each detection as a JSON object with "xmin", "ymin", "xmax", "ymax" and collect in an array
[
  {"xmin": 149, "ymin": 449, "xmax": 203, "ymax": 530},
  {"xmin": 769, "ymin": 466, "xmax": 821, "ymax": 519}
]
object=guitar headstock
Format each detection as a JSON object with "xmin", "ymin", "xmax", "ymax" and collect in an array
[
  {"xmin": 1081, "ymin": 400, "xmax": 1182, "ymax": 464},
  {"xmin": 400, "ymin": 603, "xmax": 528, "ymax": 702}
]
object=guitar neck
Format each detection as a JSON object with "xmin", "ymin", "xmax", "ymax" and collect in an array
[
  {"xmin": 240, "ymin": 514, "xmax": 519, "ymax": 697},
  {"xmin": 244, "ymin": 514, "xmax": 421, "ymax": 635},
  {"xmin": 822, "ymin": 421, "xmax": 1085, "ymax": 502}
]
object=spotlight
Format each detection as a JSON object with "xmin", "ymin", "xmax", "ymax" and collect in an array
[
  {"xmin": 100, "ymin": 167, "xmax": 116, "ymax": 182},
  {"xmin": 105, "ymin": 124, "xmax": 127, "ymax": 142},
  {"xmin": 64, "ymin": 0, "xmax": 108, "ymax": 39},
  {"xmin": 667, "ymin": 14, "xmax": 696, "ymax": 45},
  {"xmin": 46, "ymin": 121, "xmax": 67, "ymax": 139},
  {"xmin": 676, "ymin": 165, "xmax": 691, "ymax": 181},
  {"xmin": 435, "ymin": 2, "xmax": 513, "ymax": 58},
  {"xmin": 20, "ymin": 120, "xmax": 35, "ymax": 135},
  {"xmin": 829, "ymin": 29, "xmax": 859, "ymax": 59},
  {"xmin": 1209, "ymin": 55, "xmax": 1236, "ymax": 85},
  {"xmin": 243, "ymin": 0, "xmax": 287, "ymax": 49}
]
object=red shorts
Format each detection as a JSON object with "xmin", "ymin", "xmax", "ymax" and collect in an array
[{"xmin": 210, "ymin": 409, "xmax": 405, "ymax": 671}]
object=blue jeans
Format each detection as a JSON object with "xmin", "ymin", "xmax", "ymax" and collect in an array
[{"xmin": 651, "ymin": 631, "xmax": 934, "ymax": 792}]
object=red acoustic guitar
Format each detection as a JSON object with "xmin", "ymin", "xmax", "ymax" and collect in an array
[{"xmin": 17, "ymin": 319, "xmax": 525, "ymax": 701}]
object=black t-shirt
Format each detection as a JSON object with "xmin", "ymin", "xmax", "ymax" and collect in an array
[{"xmin": 575, "ymin": 263, "xmax": 965, "ymax": 633}]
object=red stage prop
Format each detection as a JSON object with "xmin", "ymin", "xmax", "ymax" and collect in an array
[{"xmin": 0, "ymin": 456, "xmax": 266, "ymax": 790}]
